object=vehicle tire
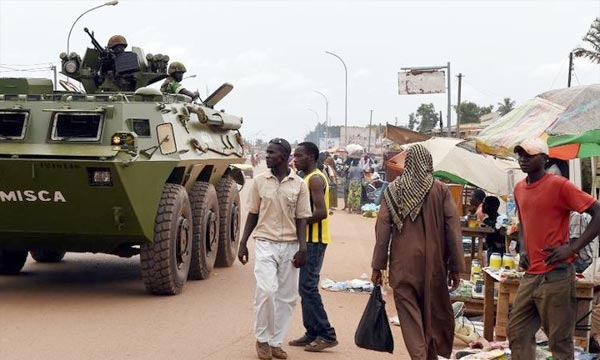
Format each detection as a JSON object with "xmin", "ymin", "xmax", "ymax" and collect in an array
[
  {"xmin": 140, "ymin": 184, "xmax": 193, "ymax": 295},
  {"xmin": 0, "ymin": 250, "xmax": 28, "ymax": 275},
  {"xmin": 215, "ymin": 177, "xmax": 241, "ymax": 267},
  {"xmin": 188, "ymin": 182, "xmax": 219, "ymax": 280},
  {"xmin": 30, "ymin": 250, "xmax": 66, "ymax": 263}
]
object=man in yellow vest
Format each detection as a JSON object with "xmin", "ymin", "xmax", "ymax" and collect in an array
[{"xmin": 289, "ymin": 142, "xmax": 338, "ymax": 352}]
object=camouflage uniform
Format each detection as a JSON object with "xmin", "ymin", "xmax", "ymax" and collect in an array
[
  {"xmin": 161, "ymin": 77, "xmax": 183, "ymax": 94},
  {"xmin": 161, "ymin": 62, "xmax": 188, "ymax": 95}
]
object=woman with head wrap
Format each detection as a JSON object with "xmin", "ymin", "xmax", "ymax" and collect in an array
[
  {"xmin": 345, "ymin": 158, "xmax": 363, "ymax": 213},
  {"xmin": 371, "ymin": 144, "xmax": 465, "ymax": 359}
]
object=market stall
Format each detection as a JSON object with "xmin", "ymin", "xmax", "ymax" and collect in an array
[{"xmin": 482, "ymin": 268, "xmax": 594, "ymax": 350}]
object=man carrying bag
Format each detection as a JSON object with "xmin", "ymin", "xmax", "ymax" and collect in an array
[{"xmin": 355, "ymin": 285, "xmax": 394, "ymax": 353}]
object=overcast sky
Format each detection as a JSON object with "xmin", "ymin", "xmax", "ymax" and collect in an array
[{"xmin": 2, "ymin": 0, "xmax": 600, "ymax": 143}]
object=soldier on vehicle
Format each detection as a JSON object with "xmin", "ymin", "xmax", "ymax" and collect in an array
[
  {"xmin": 96, "ymin": 34, "xmax": 131, "ymax": 87},
  {"xmin": 161, "ymin": 62, "xmax": 200, "ymax": 100},
  {"xmin": 107, "ymin": 35, "xmax": 127, "ymax": 56}
]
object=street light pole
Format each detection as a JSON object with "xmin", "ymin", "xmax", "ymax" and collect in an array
[
  {"xmin": 314, "ymin": 90, "xmax": 329, "ymax": 149},
  {"xmin": 307, "ymin": 108, "xmax": 320, "ymax": 147},
  {"xmin": 325, "ymin": 51, "xmax": 348, "ymax": 147},
  {"xmin": 66, "ymin": 1, "xmax": 119, "ymax": 56}
]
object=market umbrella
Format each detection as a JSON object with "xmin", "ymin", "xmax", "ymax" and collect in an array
[
  {"xmin": 476, "ymin": 84, "xmax": 600, "ymax": 159},
  {"xmin": 386, "ymin": 137, "xmax": 525, "ymax": 196}
]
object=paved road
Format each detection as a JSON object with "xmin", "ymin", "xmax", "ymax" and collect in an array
[{"xmin": 0, "ymin": 165, "xmax": 410, "ymax": 360}]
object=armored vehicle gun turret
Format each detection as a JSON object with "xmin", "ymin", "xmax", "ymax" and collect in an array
[
  {"xmin": 0, "ymin": 30, "xmax": 246, "ymax": 295},
  {"xmin": 59, "ymin": 27, "xmax": 170, "ymax": 94}
]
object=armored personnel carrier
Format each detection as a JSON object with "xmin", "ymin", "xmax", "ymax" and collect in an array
[{"xmin": 0, "ymin": 29, "xmax": 246, "ymax": 295}]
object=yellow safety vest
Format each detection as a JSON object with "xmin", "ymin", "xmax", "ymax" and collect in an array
[{"xmin": 304, "ymin": 169, "xmax": 331, "ymax": 244}]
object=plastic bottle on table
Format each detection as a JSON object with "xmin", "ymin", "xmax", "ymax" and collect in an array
[{"xmin": 506, "ymin": 194, "xmax": 516, "ymax": 220}]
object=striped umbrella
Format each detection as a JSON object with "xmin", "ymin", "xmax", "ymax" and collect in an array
[{"xmin": 476, "ymin": 84, "xmax": 600, "ymax": 159}]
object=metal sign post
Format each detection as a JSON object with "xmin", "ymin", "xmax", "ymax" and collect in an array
[{"xmin": 399, "ymin": 62, "xmax": 452, "ymax": 136}]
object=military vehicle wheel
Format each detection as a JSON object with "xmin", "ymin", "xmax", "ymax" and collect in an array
[
  {"xmin": 140, "ymin": 184, "xmax": 193, "ymax": 295},
  {"xmin": 0, "ymin": 250, "xmax": 28, "ymax": 275},
  {"xmin": 215, "ymin": 178, "xmax": 241, "ymax": 267},
  {"xmin": 188, "ymin": 182, "xmax": 219, "ymax": 280},
  {"xmin": 30, "ymin": 250, "xmax": 66, "ymax": 263}
]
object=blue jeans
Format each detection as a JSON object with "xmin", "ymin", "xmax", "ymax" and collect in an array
[{"xmin": 299, "ymin": 242, "xmax": 336, "ymax": 341}]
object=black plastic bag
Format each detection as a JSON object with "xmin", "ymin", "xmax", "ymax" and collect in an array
[{"xmin": 354, "ymin": 285, "xmax": 394, "ymax": 353}]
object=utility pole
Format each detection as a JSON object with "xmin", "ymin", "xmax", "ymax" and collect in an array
[
  {"xmin": 368, "ymin": 110, "xmax": 373, "ymax": 153},
  {"xmin": 456, "ymin": 73, "xmax": 463, "ymax": 138},
  {"xmin": 394, "ymin": 116, "xmax": 398, "ymax": 126},
  {"xmin": 568, "ymin": 51, "xmax": 573, "ymax": 88}
]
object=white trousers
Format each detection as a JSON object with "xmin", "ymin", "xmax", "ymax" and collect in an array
[{"xmin": 253, "ymin": 240, "xmax": 299, "ymax": 347}]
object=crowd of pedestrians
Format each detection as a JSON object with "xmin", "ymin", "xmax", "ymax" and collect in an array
[{"xmin": 239, "ymin": 136, "xmax": 600, "ymax": 360}]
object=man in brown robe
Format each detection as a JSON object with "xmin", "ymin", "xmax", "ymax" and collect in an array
[{"xmin": 371, "ymin": 144, "xmax": 465, "ymax": 359}]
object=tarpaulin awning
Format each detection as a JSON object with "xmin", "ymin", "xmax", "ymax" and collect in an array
[{"xmin": 476, "ymin": 84, "xmax": 600, "ymax": 159}]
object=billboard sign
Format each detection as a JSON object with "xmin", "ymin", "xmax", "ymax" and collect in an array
[{"xmin": 398, "ymin": 70, "xmax": 446, "ymax": 95}]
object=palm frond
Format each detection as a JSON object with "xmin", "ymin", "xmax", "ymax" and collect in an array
[
  {"xmin": 583, "ymin": 32, "xmax": 600, "ymax": 52},
  {"xmin": 574, "ymin": 18, "xmax": 600, "ymax": 64},
  {"xmin": 573, "ymin": 48, "xmax": 600, "ymax": 64}
]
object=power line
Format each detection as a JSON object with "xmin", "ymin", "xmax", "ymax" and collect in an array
[
  {"xmin": 0, "ymin": 62, "xmax": 57, "ymax": 67},
  {"xmin": 0, "ymin": 69, "xmax": 54, "ymax": 73},
  {"xmin": 0, "ymin": 62, "xmax": 56, "ymax": 74},
  {"xmin": 461, "ymin": 78, "xmax": 502, "ymax": 100},
  {"xmin": 573, "ymin": 69, "xmax": 581, "ymax": 86},
  {"xmin": 0, "ymin": 65, "xmax": 53, "ymax": 72},
  {"xmin": 550, "ymin": 56, "xmax": 568, "ymax": 89}
]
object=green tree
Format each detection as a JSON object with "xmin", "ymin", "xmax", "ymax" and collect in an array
[
  {"xmin": 497, "ymin": 97, "xmax": 516, "ymax": 116},
  {"xmin": 574, "ymin": 18, "xmax": 600, "ymax": 63},
  {"xmin": 407, "ymin": 113, "xmax": 418, "ymax": 131},
  {"xmin": 455, "ymin": 101, "xmax": 494, "ymax": 124},
  {"xmin": 480, "ymin": 105, "xmax": 494, "ymax": 114},
  {"xmin": 416, "ymin": 103, "xmax": 439, "ymax": 132}
]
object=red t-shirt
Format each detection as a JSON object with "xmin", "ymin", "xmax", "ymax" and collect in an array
[{"xmin": 514, "ymin": 173, "xmax": 595, "ymax": 274}]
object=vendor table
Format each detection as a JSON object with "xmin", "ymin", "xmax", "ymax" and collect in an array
[
  {"xmin": 483, "ymin": 268, "xmax": 594, "ymax": 350},
  {"xmin": 461, "ymin": 226, "xmax": 495, "ymax": 265}
]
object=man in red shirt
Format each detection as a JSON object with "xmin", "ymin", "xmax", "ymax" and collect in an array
[{"xmin": 508, "ymin": 137, "xmax": 600, "ymax": 359}]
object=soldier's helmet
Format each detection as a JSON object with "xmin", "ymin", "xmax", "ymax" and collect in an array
[
  {"xmin": 107, "ymin": 35, "xmax": 128, "ymax": 49},
  {"xmin": 168, "ymin": 62, "xmax": 187, "ymax": 75}
]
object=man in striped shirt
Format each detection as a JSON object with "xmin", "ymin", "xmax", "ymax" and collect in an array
[{"xmin": 289, "ymin": 142, "xmax": 338, "ymax": 352}]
